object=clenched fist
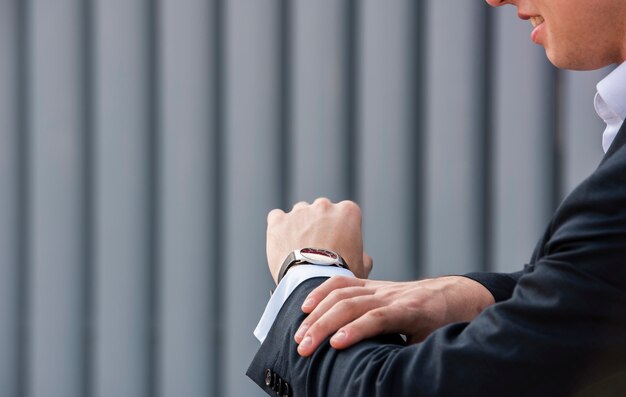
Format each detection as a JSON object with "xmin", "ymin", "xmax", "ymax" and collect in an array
[{"xmin": 266, "ymin": 198, "xmax": 373, "ymax": 284}]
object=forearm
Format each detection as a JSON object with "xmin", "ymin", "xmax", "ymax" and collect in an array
[{"xmin": 433, "ymin": 276, "xmax": 495, "ymax": 325}]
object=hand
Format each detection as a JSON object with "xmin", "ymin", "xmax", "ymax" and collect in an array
[
  {"xmin": 266, "ymin": 198, "xmax": 373, "ymax": 284},
  {"xmin": 294, "ymin": 275, "xmax": 495, "ymax": 356}
]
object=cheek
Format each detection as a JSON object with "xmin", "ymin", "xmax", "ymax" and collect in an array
[
  {"xmin": 549, "ymin": 15, "xmax": 599, "ymax": 51},
  {"xmin": 545, "ymin": 23, "xmax": 614, "ymax": 70}
]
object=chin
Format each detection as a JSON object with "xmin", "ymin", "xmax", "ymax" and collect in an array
[{"xmin": 545, "ymin": 47, "xmax": 616, "ymax": 71}]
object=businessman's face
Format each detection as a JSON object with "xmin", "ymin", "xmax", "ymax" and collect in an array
[{"xmin": 486, "ymin": 0, "xmax": 626, "ymax": 70}]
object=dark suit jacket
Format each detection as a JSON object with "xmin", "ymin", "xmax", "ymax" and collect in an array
[{"xmin": 248, "ymin": 122, "xmax": 626, "ymax": 396}]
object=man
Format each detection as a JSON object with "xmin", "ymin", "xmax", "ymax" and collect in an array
[{"xmin": 248, "ymin": 0, "xmax": 626, "ymax": 395}]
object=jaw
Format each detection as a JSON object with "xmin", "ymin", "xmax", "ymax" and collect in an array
[{"xmin": 544, "ymin": 45, "xmax": 621, "ymax": 71}]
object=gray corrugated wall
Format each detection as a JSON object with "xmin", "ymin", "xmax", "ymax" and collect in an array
[{"xmin": 0, "ymin": 1, "xmax": 606, "ymax": 396}]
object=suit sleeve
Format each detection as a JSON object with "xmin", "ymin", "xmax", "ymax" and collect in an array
[
  {"xmin": 248, "ymin": 144, "xmax": 626, "ymax": 396},
  {"xmin": 248, "ymin": 258, "xmax": 626, "ymax": 396},
  {"xmin": 461, "ymin": 270, "xmax": 523, "ymax": 302}
]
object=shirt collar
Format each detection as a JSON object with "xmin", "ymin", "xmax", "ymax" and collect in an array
[
  {"xmin": 595, "ymin": 61, "xmax": 626, "ymax": 121},
  {"xmin": 594, "ymin": 61, "xmax": 626, "ymax": 152}
]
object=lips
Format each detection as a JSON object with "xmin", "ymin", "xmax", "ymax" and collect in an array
[{"xmin": 530, "ymin": 16, "xmax": 545, "ymax": 44}]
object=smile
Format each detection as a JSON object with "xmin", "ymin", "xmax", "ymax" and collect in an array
[{"xmin": 530, "ymin": 16, "xmax": 545, "ymax": 28}]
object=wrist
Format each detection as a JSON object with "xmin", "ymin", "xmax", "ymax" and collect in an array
[
  {"xmin": 437, "ymin": 276, "xmax": 495, "ymax": 323},
  {"xmin": 276, "ymin": 248, "xmax": 350, "ymax": 285}
]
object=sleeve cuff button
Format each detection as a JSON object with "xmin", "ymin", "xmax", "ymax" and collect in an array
[{"xmin": 264, "ymin": 369, "xmax": 274, "ymax": 387}]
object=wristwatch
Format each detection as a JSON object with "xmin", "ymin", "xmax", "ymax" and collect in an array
[{"xmin": 276, "ymin": 248, "xmax": 350, "ymax": 285}]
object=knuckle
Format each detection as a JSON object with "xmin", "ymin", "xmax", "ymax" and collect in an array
[
  {"xmin": 339, "ymin": 289, "xmax": 359, "ymax": 301},
  {"xmin": 329, "ymin": 275, "xmax": 356, "ymax": 288},
  {"xmin": 327, "ymin": 288, "xmax": 346, "ymax": 301},
  {"xmin": 291, "ymin": 201, "xmax": 309, "ymax": 212},
  {"xmin": 339, "ymin": 200, "xmax": 361, "ymax": 216},
  {"xmin": 335, "ymin": 298, "xmax": 359, "ymax": 314},
  {"xmin": 308, "ymin": 318, "xmax": 329, "ymax": 335},
  {"xmin": 311, "ymin": 279, "xmax": 339, "ymax": 299},
  {"xmin": 363, "ymin": 255, "xmax": 373, "ymax": 269},
  {"xmin": 326, "ymin": 284, "xmax": 358, "ymax": 301},
  {"xmin": 366, "ymin": 308, "xmax": 387, "ymax": 322},
  {"xmin": 313, "ymin": 197, "xmax": 333, "ymax": 208},
  {"xmin": 303, "ymin": 310, "xmax": 320, "ymax": 324},
  {"xmin": 267, "ymin": 209, "xmax": 283, "ymax": 224},
  {"xmin": 306, "ymin": 289, "xmax": 323, "ymax": 303},
  {"xmin": 314, "ymin": 277, "xmax": 360, "ymax": 300}
]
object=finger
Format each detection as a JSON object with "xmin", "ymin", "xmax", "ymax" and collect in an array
[
  {"xmin": 301, "ymin": 276, "xmax": 366, "ymax": 313},
  {"xmin": 295, "ymin": 285, "xmax": 373, "ymax": 343},
  {"xmin": 337, "ymin": 200, "xmax": 361, "ymax": 214},
  {"xmin": 329, "ymin": 306, "xmax": 401, "ymax": 350},
  {"xmin": 362, "ymin": 252, "xmax": 373, "ymax": 278},
  {"xmin": 407, "ymin": 332, "xmax": 430, "ymax": 345},
  {"xmin": 291, "ymin": 201, "xmax": 309, "ymax": 212},
  {"xmin": 267, "ymin": 208, "xmax": 284, "ymax": 224},
  {"xmin": 313, "ymin": 197, "xmax": 333, "ymax": 208},
  {"xmin": 337, "ymin": 200, "xmax": 362, "ymax": 225},
  {"xmin": 297, "ymin": 295, "xmax": 379, "ymax": 357}
]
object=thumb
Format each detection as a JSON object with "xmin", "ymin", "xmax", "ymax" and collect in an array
[{"xmin": 362, "ymin": 252, "xmax": 373, "ymax": 278}]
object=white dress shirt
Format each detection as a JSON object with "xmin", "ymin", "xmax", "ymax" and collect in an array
[
  {"xmin": 595, "ymin": 61, "xmax": 626, "ymax": 153},
  {"xmin": 254, "ymin": 61, "xmax": 626, "ymax": 343},
  {"xmin": 254, "ymin": 265, "xmax": 354, "ymax": 343}
]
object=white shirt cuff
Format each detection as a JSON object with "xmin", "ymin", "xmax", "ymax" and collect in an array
[{"xmin": 253, "ymin": 265, "xmax": 355, "ymax": 343}]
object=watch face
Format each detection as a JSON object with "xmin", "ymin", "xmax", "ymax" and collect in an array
[{"xmin": 300, "ymin": 248, "xmax": 339, "ymax": 265}]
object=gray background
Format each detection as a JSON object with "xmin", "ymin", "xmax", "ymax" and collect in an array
[{"xmin": 0, "ymin": 1, "xmax": 610, "ymax": 396}]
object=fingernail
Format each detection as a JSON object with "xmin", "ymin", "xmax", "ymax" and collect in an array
[
  {"xmin": 295, "ymin": 324, "xmax": 309, "ymax": 340},
  {"xmin": 302, "ymin": 298, "xmax": 315, "ymax": 309},
  {"xmin": 299, "ymin": 336, "xmax": 312, "ymax": 350},
  {"xmin": 331, "ymin": 330, "xmax": 346, "ymax": 343}
]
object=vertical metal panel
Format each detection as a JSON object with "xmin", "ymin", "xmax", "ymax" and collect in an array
[
  {"xmin": 27, "ymin": 0, "xmax": 87, "ymax": 396},
  {"xmin": 5, "ymin": 4, "xmax": 618, "ymax": 396},
  {"xmin": 358, "ymin": 0, "xmax": 422, "ymax": 281},
  {"xmin": 561, "ymin": 69, "xmax": 608, "ymax": 196},
  {"xmin": 222, "ymin": 1, "xmax": 283, "ymax": 396},
  {"xmin": 423, "ymin": 1, "xmax": 488, "ymax": 276},
  {"xmin": 491, "ymin": 7, "xmax": 556, "ymax": 272},
  {"xmin": 289, "ymin": 0, "xmax": 352, "ymax": 202},
  {"xmin": 92, "ymin": 0, "xmax": 153, "ymax": 396},
  {"xmin": 157, "ymin": 0, "xmax": 215, "ymax": 396},
  {"xmin": 0, "ymin": 1, "xmax": 20, "ymax": 395}
]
